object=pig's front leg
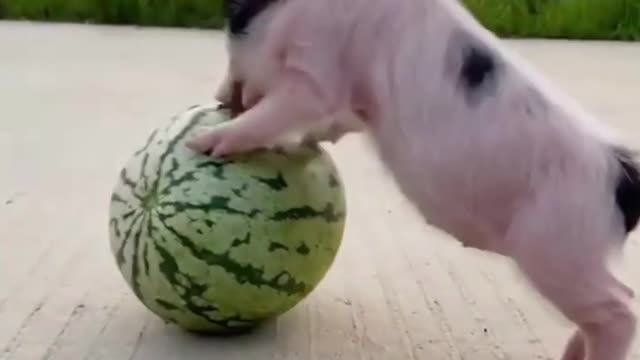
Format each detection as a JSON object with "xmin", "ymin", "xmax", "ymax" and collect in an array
[{"xmin": 187, "ymin": 72, "xmax": 330, "ymax": 157}]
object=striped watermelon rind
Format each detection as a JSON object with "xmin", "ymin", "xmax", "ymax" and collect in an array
[{"xmin": 109, "ymin": 104, "xmax": 347, "ymax": 334}]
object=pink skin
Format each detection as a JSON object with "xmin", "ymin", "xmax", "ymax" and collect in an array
[{"xmin": 187, "ymin": 0, "xmax": 637, "ymax": 358}]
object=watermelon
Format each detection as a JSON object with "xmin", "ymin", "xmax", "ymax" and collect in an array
[{"xmin": 108, "ymin": 104, "xmax": 347, "ymax": 334}]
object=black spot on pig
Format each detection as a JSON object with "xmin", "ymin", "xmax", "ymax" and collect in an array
[
  {"xmin": 445, "ymin": 30, "xmax": 503, "ymax": 107},
  {"xmin": 460, "ymin": 46, "xmax": 497, "ymax": 91}
]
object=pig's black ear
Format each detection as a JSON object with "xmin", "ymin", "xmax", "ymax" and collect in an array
[{"xmin": 224, "ymin": 0, "xmax": 277, "ymax": 36}]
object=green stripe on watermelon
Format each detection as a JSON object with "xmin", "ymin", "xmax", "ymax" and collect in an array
[
  {"xmin": 270, "ymin": 203, "xmax": 343, "ymax": 222},
  {"xmin": 133, "ymin": 128, "xmax": 159, "ymax": 157},
  {"xmin": 154, "ymin": 212, "xmax": 307, "ymax": 295},
  {"xmin": 254, "ymin": 172, "xmax": 288, "ymax": 191},
  {"xmin": 159, "ymin": 197, "xmax": 261, "ymax": 218}
]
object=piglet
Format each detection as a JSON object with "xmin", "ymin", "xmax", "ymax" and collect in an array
[{"xmin": 187, "ymin": 1, "xmax": 640, "ymax": 358}]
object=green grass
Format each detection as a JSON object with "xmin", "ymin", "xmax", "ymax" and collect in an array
[
  {"xmin": 0, "ymin": 0, "xmax": 225, "ymax": 28},
  {"xmin": 0, "ymin": 0, "xmax": 638, "ymax": 40},
  {"xmin": 464, "ymin": 0, "xmax": 640, "ymax": 40}
]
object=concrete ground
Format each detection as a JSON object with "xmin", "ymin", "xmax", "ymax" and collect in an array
[{"xmin": 1, "ymin": 20, "xmax": 640, "ymax": 360}]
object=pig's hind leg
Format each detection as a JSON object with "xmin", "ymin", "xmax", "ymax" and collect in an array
[{"xmin": 506, "ymin": 190, "xmax": 636, "ymax": 360}]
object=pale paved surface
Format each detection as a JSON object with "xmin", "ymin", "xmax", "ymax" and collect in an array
[{"xmin": 1, "ymin": 20, "xmax": 640, "ymax": 360}]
